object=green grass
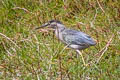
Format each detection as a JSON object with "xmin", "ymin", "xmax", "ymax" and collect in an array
[{"xmin": 0, "ymin": 0, "xmax": 120, "ymax": 79}]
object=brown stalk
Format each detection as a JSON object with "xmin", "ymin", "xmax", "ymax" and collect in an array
[
  {"xmin": 96, "ymin": 34, "xmax": 114, "ymax": 63},
  {"xmin": 96, "ymin": 0, "xmax": 105, "ymax": 13}
]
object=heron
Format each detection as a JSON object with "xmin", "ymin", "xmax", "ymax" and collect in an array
[{"xmin": 36, "ymin": 20, "xmax": 96, "ymax": 66}]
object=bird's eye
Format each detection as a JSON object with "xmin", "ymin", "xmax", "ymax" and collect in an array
[{"xmin": 48, "ymin": 22, "xmax": 50, "ymax": 25}]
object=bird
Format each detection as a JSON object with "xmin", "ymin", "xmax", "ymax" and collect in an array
[{"xmin": 36, "ymin": 20, "xmax": 96, "ymax": 66}]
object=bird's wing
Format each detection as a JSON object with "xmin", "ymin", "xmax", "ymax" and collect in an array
[{"xmin": 62, "ymin": 29, "xmax": 96, "ymax": 46}]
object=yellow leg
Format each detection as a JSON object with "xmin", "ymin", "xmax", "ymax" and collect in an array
[{"xmin": 76, "ymin": 50, "xmax": 87, "ymax": 66}]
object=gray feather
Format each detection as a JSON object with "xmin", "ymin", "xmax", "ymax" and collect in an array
[{"xmin": 62, "ymin": 29, "xmax": 96, "ymax": 46}]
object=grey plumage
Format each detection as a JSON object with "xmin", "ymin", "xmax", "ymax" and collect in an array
[
  {"xmin": 60, "ymin": 29, "xmax": 96, "ymax": 50},
  {"xmin": 36, "ymin": 20, "xmax": 96, "ymax": 66}
]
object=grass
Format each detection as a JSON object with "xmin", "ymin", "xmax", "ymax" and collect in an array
[{"xmin": 0, "ymin": 0, "xmax": 120, "ymax": 79}]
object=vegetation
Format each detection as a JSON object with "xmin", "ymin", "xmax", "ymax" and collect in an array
[{"xmin": 0, "ymin": 0, "xmax": 120, "ymax": 79}]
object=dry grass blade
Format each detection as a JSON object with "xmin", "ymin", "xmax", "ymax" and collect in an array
[
  {"xmin": 0, "ymin": 33, "xmax": 20, "ymax": 49},
  {"xmin": 2, "ymin": 41, "xmax": 12, "ymax": 56},
  {"xmin": 12, "ymin": 7, "xmax": 31, "ymax": 13},
  {"xmin": 96, "ymin": 34, "xmax": 114, "ymax": 63},
  {"xmin": 59, "ymin": 44, "xmax": 70, "ymax": 55},
  {"xmin": 96, "ymin": 0, "xmax": 105, "ymax": 13}
]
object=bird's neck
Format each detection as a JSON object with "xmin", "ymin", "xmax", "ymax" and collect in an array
[
  {"xmin": 54, "ymin": 24, "xmax": 65, "ymax": 39},
  {"xmin": 55, "ymin": 26, "xmax": 65, "ymax": 42},
  {"xmin": 55, "ymin": 24, "xmax": 65, "ymax": 32},
  {"xmin": 55, "ymin": 27, "xmax": 65, "ymax": 33}
]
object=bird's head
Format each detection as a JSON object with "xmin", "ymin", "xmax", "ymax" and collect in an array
[{"xmin": 35, "ymin": 20, "xmax": 64, "ymax": 30}]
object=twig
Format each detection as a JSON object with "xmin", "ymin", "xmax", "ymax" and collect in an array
[
  {"xmin": 90, "ymin": 8, "xmax": 98, "ymax": 28},
  {"xmin": 2, "ymin": 41, "xmax": 12, "ymax": 56},
  {"xmin": 59, "ymin": 44, "xmax": 70, "ymax": 55},
  {"xmin": 48, "ymin": 54, "xmax": 53, "ymax": 80},
  {"xmin": 0, "ymin": 33, "xmax": 20, "ymax": 49},
  {"xmin": 96, "ymin": 34, "xmax": 114, "ymax": 63},
  {"xmin": 117, "ymin": 31, "xmax": 120, "ymax": 40},
  {"xmin": 12, "ymin": 7, "xmax": 31, "ymax": 13},
  {"xmin": 59, "ymin": 56, "xmax": 62, "ymax": 80},
  {"xmin": 78, "ymin": 22, "xmax": 86, "ymax": 26},
  {"xmin": 37, "ymin": 74, "xmax": 40, "ymax": 80},
  {"xmin": 92, "ymin": 8, "xmax": 98, "ymax": 23},
  {"xmin": 96, "ymin": 0, "xmax": 105, "ymax": 13}
]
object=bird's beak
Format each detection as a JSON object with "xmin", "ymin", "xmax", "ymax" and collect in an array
[{"xmin": 35, "ymin": 23, "xmax": 50, "ymax": 30}]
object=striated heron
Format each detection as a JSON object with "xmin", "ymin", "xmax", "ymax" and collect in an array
[{"xmin": 36, "ymin": 20, "xmax": 96, "ymax": 66}]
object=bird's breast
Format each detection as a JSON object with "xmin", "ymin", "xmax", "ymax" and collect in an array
[
  {"xmin": 69, "ymin": 44, "xmax": 89, "ymax": 50},
  {"xmin": 55, "ymin": 30, "xmax": 64, "ymax": 42}
]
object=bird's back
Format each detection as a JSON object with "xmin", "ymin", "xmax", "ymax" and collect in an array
[{"xmin": 61, "ymin": 28, "xmax": 96, "ymax": 50}]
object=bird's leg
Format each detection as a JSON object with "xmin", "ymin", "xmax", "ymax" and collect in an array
[
  {"xmin": 76, "ymin": 50, "xmax": 87, "ymax": 66},
  {"xmin": 76, "ymin": 51, "xmax": 79, "ymax": 59}
]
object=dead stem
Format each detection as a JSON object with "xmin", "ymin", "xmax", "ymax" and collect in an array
[
  {"xmin": 2, "ymin": 41, "xmax": 12, "ymax": 56},
  {"xmin": 96, "ymin": 0, "xmax": 105, "ymax": 13},
  {"xmin": 12, "ymin": 7, "xmax": 31, "ymax": 13},
  {"xmin": 96, "ymin": 34, "xmax": 114, "ymax": 63},
  {"xmin": 0, "ymin": 33, "xmax": 20, "ymax": 49},
  {"xmin": 59, "ymin": 56, "xmax": 62, "ymax": 80}
]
